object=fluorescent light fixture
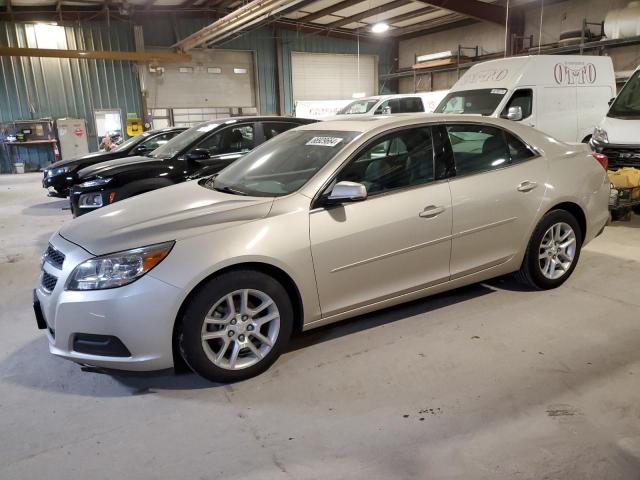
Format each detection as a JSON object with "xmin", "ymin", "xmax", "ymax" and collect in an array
[
  {"xmin": 416, "ymin": 50, "xmax": 454, "ymax": 63},
  {"xmin": 179, "ymin": 67, "xmax": 193, "ymax": 73},
  {"xmin": 371, "ymin": 22, "xmax": 389, "ymax": 33},
  {"xmin": 352, "ymin": 92, "xmax": 366, "ymax": 99},
  {"xmin": 233, "ymin": 67, "xmax": 248, "ymax": 74},
  {"xmin": 207, "ymin": 67, "xmax": 222, "ymax": 74}
]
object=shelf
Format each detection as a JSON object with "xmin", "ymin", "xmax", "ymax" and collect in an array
[{"xmin": 4, "ymin": 140, "xmax": 57, "ymax": 145}]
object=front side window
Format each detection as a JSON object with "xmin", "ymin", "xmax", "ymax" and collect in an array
[
  {"xmin": 375, "ymin": 97, "xmax": 425, "ymax": 115},
  {"xmin": 501, "ymin": 89, "xmax": 533, "ymax": 119},
  {"xmin": 608, "ymin": 70, "xmax": 640, "ymax": 119},
  {"xmin": 435, "ymin": 88, "xmax": 507, "ymax": 116},
  {"xmin": 446, "ymin": 125, "xmax": 509, "ymax": 176},
  {"xmin": 336, "ymin": 127, "xmax": 434, "ymax": 195},
  {"xmin": 209, "ymin": 130, "xmax": 360, "ymax": 197},
  {"xmin": 195, "ymin": 124, "xmax": 255, "ymax": 156}
]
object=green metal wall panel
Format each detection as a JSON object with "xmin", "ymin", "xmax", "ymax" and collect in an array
[{"xmin": 0, "ymin": 21, "xmax": 142, "ymax": 173}]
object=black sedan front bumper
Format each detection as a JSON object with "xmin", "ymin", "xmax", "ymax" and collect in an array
[{"xmin": 42, "ymin": 170, "xmax": 77, "ymax": 196}]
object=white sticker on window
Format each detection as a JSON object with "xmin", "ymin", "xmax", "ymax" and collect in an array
[
  {"xmin": 306, "ymin": 136, "xmax": 344, "ymax": 147},
  {"xmin": 491, "ymin": 88, "xmax": 507, "ymax": 94}
]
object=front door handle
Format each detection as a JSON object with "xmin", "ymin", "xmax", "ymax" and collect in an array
[
  {"xmin": 419, "ymin": 205, "xmax": 446, "ymax": 218},
  {"xmin": 517, "ymin": 181, "xmax": 538, "ymax": 193}
]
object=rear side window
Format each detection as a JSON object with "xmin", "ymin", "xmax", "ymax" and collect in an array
[
  {"xmin": 446, "ymin": 125, "xmax": 509, "ymax": 176},
  {"xmin": 263, "ymin": 122, "xmax": 298, "ymax": 140},
  {"xmin": 505, "ymin": 132, "xmax": 536, "ymax": 163}
]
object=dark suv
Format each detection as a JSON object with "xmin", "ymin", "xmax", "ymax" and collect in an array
[
  {"xmin": 42, "ymin": 127, "xmax": 186, "ymax": 197},
  {"xmin": 70, "ymin": 117, "xmax": 316, "ymax": 216}
]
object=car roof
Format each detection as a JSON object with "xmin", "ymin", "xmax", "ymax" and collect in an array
[
  {"xmin": 294, "ymin": 113, "xmax": 507, "ymax": 133},
  {"xmin": 195, "ymin": 116, "xmax": 315, "ymax": 127}
]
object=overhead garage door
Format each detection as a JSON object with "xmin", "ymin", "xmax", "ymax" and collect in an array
[
  {"xmin": 291, "ymin": 52, "xmax": 377, "ymax": 101},
  {"xmin": 145, "ymin": 49, "xmax": 258, "ymax": 127}
]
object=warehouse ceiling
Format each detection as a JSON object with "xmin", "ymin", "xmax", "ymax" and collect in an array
[{"xmin": 0, "ymin": 0, "xmax": 543, "ymax": 45}]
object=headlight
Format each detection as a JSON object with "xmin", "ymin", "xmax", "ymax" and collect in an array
[
  {"xmin": 78, "ymin": 192, "xmax": 103, "ymax": 208},
  {"xmin": 47, "ymin": 166, "xmax": 71, "ymax": 177},
  {"xmin": 593, "ymin": 126, "xmax": 609, "ymax": 144},
  {"xmin": 66, "ymin": 242, "xmax": 174, "ymax": 290},
  {"xmin": 79, "ymin": 177, "xmax": 112, "ymax": 188}
]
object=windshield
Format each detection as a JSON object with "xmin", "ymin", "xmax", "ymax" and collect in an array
[
  {"xmin": 208, "ymin": 129, "xmax": 360, "ymax": 197},
  {"xmin": 113, "ymin": 133, "xmax": 148, "ymax": 152},
  {"xmin": 434, "ymin": 88, "xmax": 507, "ymax": 115},
  {"xmin": 150, "ymin": 122, "xmax": 219, "ymax": 159},
  {"xmin": 608, "ymin": 71, "xmax": 640, "ymax": 119},
  {"xmin": 337, "ymin": 100, "xmax": 378, "ymax": 115}
]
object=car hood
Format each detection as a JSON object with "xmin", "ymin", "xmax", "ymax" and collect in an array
[
  {"xmin": 46, "ymin": 151, "xmax": 121, "ymax": 171},
  {"xmin": 77, "ymin": 155, "xmax": 161, "ymax": 179},
  {"xmin": 600, "ymin": 116, "xmax": 640, "ymax": 145},
  {"xmin": 59, "ymin": 180, "xmax": 274, "ymax": 255}
]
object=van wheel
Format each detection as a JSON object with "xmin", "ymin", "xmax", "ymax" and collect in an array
[
  {"xmin": 180, "ymin": 270, "xmax": 293, "ymax": 383},
  {"xmin": 515, "ymin": 210, "xmax": 582, "ymax": 290}
]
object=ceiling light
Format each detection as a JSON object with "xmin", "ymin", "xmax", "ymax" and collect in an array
[{"xmin": 371, "ymin": 22, "xmax": 389, "ymax": 33}]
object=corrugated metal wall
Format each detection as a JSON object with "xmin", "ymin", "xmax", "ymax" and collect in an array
[{"xmin": 0, "ymin": 21, "xmax": 142, "ymax": 173}]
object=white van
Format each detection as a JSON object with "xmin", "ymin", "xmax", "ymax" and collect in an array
[
  {"xmin": 434, "ymin": 55, "xmax": 616, "ymax": 143},
  {"xmin": 591, "ymin": 65, "xmax": 640, "ymax": 167},
  {"xmin": 328, "ymin": 91, "xmax": 448, "ymax": 119}
]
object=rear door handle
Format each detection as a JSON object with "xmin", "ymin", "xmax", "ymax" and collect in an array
[
  {"xmin": 517, "ymin": 181, "xmax": 538, "ymax": 192},
  {"xmin": 419, "ymin": 205, "xmax": 446, "ymax": 218}
]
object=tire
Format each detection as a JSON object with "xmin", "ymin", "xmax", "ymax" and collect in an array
[
  {"xmin": 515, "ymin": 210, "xmax": 583, "ymax": 290},
  {"xmin": 180, "ymin": 270, "xmax": 293, "ymax": 383}
]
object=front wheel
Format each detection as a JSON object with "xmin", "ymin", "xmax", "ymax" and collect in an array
[
  {"xmin": 516, "ymin": 210, "xmax": 582, "ymax": 289},
  {"xmin": 180, "ymin": 270, "xmax": 293, "ymax": 383}
]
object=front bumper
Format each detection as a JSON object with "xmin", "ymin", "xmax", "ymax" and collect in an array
[
  {"xmin": 35, "ymin": 234, "xmax": 182, "ymax": 371},
  {"xmin": 42, "ymin": 171, "xmax": 75, "ymax": 195}
]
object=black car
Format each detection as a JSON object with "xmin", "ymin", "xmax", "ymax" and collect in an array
[
  {"xmin": 42, "ymin": 127, "xmax": 186, "ymax": 197},
  {"xmin": 70, "ymin": 116, "xmax": 316, "ymax": 216}
]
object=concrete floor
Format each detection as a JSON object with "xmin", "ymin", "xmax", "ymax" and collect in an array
[{"xmin": 1, "ymin": 173, "xmax": 640, "ymax": 480}]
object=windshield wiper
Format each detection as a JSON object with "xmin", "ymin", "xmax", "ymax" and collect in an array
[{"xmin": 214, "ymin": 184, "xmax": 248, "ymax": 196}]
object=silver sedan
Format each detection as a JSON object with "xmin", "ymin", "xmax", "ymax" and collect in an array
[{"xmin": 35, "ymin": 114, "xmax": 610, "ymax": 382}]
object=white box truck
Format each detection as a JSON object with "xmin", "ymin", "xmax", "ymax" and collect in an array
[{"xmin": 434, "ymin": 55, "xmax": 616, "ymax": 143}]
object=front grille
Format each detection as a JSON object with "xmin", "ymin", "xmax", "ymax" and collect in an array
[
  {"xmin": 41, "ymin": 272, "xmax": 58, "ymax": 293},
  {"xmin": 602, "ymin": 147, "xmax": 640, "ymax": 168},
  {"xmin": 44, "ymin": 244, "xmax": 65, "ymax": 269}
]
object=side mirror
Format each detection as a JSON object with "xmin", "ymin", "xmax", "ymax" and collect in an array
[
  {"xmin": 185, "ymin": 148, "xmax": 211, "ymax": 162},
  {"xmin": 506, "ymin": 105, "xmax": 523, "ymax": 121},
  {"xmin": 133, "ymin": 145, "xmax": 150, "ymax": 155},
  {"xmin": 608, "ymin": 97, "xmax": 615, "ymax": 106},
  {"xmin": 324, "ymin": 181, "xmax": 367, "ymax": 205}
]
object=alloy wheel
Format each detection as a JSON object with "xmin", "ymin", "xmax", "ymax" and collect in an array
[
  {"xmin": 538, "ymin": 222, "xmax": 577, "ymax": 280},
  {"xmin": 201, "ymin": 289, "xmax": 280, "ymax": 370}
]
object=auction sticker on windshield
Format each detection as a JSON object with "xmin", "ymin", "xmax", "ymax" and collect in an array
[{"xmin": 306, "ymin": 136, "xmax": 344, "ymax": 147}]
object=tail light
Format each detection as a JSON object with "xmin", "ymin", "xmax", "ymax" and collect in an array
[{"xmin": 592, "ymin": 152, "xmax": 608, "ymax": 171}]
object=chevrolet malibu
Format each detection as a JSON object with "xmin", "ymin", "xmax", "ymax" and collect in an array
[{"xmin": 34, "ymin": 115, "xmax": 610, "ymax": 383}]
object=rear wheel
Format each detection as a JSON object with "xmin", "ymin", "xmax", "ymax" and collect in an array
[
  {"xmin": 180, "ymin": 270, "xmax": 293, "ymax": 383},
  {"xmin": 516, "ymin": 210, "xmax": 582, "ymax": 289}
]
